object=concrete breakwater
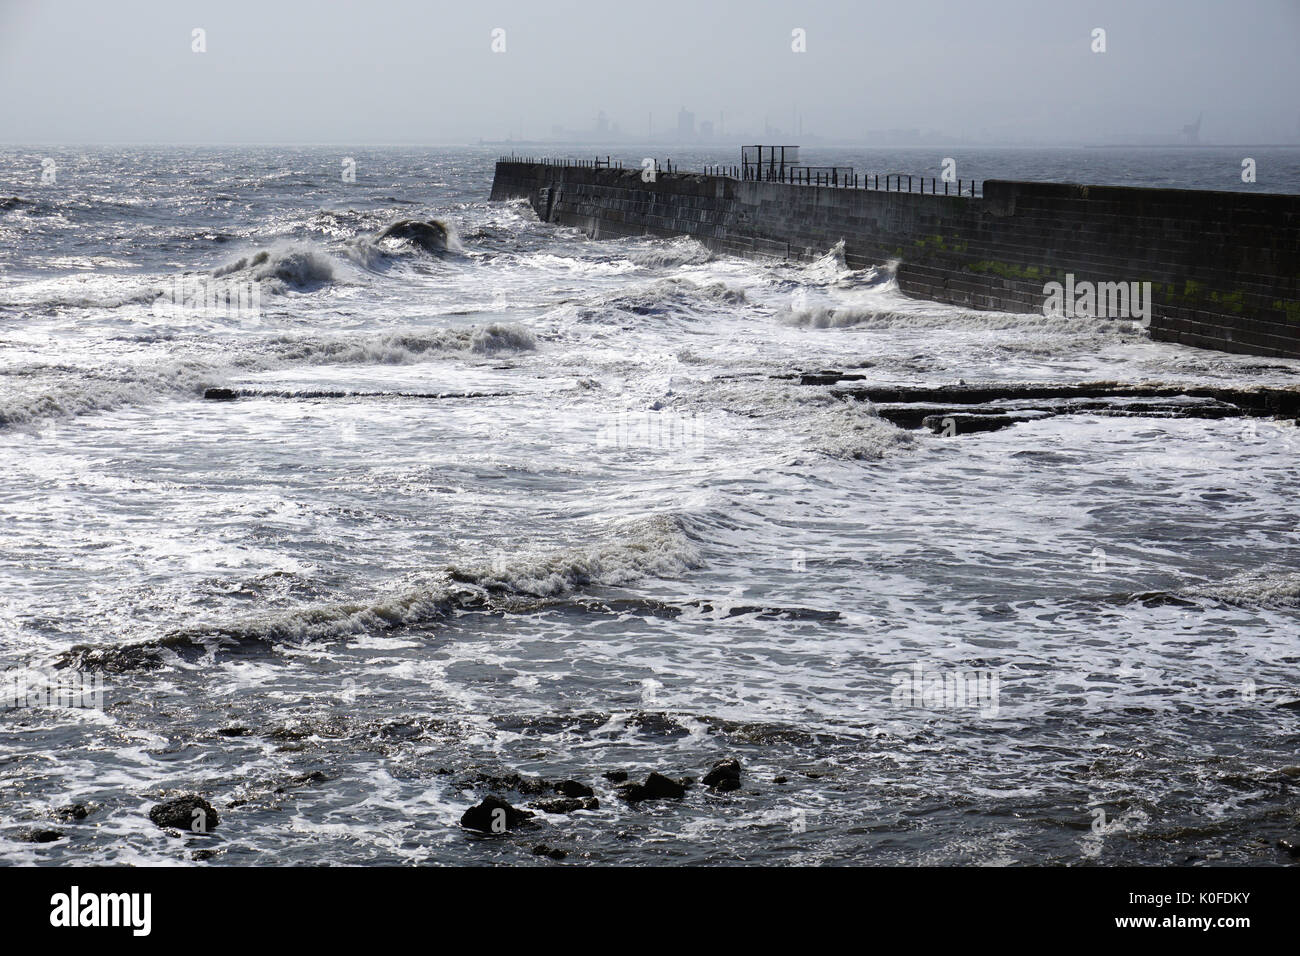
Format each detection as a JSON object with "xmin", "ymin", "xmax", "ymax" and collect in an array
[{"xmin": 490, "ymin": 160, "xmax": 1300, "ymax": 359}]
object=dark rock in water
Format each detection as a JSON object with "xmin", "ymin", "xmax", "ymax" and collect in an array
[
  {"xmin": 52, "ymin": 803, "xmax": 95, "ymax": 822},
  {"xmin": 274, "ymin": 770, "xmax": 330, "ymax": 793},
  {"xmin": 703, "ymin": 758, "xmax": 742, "ymax": 792},
  {"xmin": 796, "ymin": 370, "xmax": 869, "ymax": 386},
  {"xmin": 203, "ymin": 387, "xmax": 239, "ymax": 401},
  {"xmin": 191, "ymin": 849, "xmax": 223, "ymax": 862},
  {"xmin": 376, "ymin": 219, "xmax": 449, "ymax": 254},
  {"xmin": 457, "ymin": 771, "xmax": 551, "ymax": 795},
  {"xmin": 533, "ymin": 844, "xmax": 567, "ymax": 860},
  {"xmin": 216, "ymin": 726, "xmax": 252, "ymax": 737},
  {"xmin": 1279, "ymin": 838, "xmax": 1300, "ymax": 858},
  {"xmin": 555, "ymin": 780, "xmax": 594, "ymax": 798},
  {"xmin": 529, "ymin": 797, "xmax": 599, "ymax": 814},
  {"xmin": 460, "ymin": 795, "xmax": 534, "ymax": 834},
  {"xmin": 773, "ymin": 776, "xmax": 788, "ymax": 784},
  {"xmin": 20, "ymin": 828, "xmax": 63, "ymax": 843},
  {"xmin": 603, "ymin": 770, "xmax": 629, "ymax": 783},
  {"xmin": 618, "ymin": 772, "xmax": 686, "ymax": 803},
  {"xmin": 149, "ymin": 795, "xmax": 219, "ymax": 832},
  {"xmin": 923, "ymin": 412, "xmax": 1024, "ymax": 436}
]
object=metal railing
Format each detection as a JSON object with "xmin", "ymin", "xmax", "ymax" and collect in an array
[
  {"xmin": 498, "ymin": 154, "xmax": 624, "ymax": 169},
  {"xmin": 736, "ymin": 163, "xmax": 978, "ymax": 196},
  {"xmin": 497, "ymin": 156, "xmax": 980, "ymax": 196}
]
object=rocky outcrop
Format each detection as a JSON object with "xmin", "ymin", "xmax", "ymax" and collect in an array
[
  {"xmin": 702, "ymin": 758, "xmax": 742, "ymax": 792},
  {"xmin": 149, "ymin": 795, "xmax": 219, "ymax": 832},
  {"xmin": 529, "ymin": 797, "xmax": 599, "ymax": 814},
  {"xmin": 460, "ymin": 795, "xmax": 534, "ymax": 833},
  {"xmin": 617, "ymin": 772, "xmax": 687, "ymax": 802}
]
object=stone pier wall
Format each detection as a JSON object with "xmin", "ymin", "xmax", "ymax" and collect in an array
[{"xmin": 491, "ymin": 161, "xmax": 1300, "ymax": 359}]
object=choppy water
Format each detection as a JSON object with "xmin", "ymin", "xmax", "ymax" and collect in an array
[{"xmin": 1, "ymin": 146, "xmax": 1298, "ymax": 866}]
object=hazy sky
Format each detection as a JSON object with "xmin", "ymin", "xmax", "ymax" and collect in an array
[{"xmin": 1, "ymin": 0, "xmax": 1297, "ymax": 144}]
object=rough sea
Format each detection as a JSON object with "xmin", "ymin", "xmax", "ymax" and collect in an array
[{"xmin": 1, "ymin": 145, "xmax": 1298, "ymax": 865}]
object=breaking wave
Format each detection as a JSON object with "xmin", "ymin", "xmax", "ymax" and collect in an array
[
  {"xmin": 802, "ymin": 402, "xmax": 917, "ymax": 460},
  {"xmin": 580, "ymin": 277, "xmax": 747, "ymax": 321},
  {"xmin": 0, "ymin": 360, "xmax": 223, "ymax": 429},
  {"xmin": 627, "ymin": 237, "xmax": 714, "ymax": 268},
  {"xmin": 56, "ymin": 513, "xmax": 701, "ymax": 671},
  {"xmin": 0, "ymin": 286, "xmax": 160, "ymax": 311},
  {"xmin": 0, "ymin": 323, "xmax": 538, "ymax": 428},
  {"xmin": 1185, "ymin": 569, "xmax": 1300, "ymax": 607},
  {"xmin": 782, "ymin": 303, "xmax": 1138, "ymax": 335},
  {"xmin": 211, "ymin": 244, "xmax": 337, "ymax": 292}
]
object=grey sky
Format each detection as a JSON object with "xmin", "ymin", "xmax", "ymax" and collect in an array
[{"xmin": 1, "ymin": 0, "xmax": 1296, "ymax": 144}]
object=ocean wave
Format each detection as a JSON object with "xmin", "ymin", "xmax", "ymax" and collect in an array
[
  {"xmin": 783, "ymin": 306, "xmax": 920, "ymax": 329},
  {"xmin": 628, "ymin": 237, "xmax": 714, "ymax": 268},
  {"xmin": 805, "ymin": 239, "xmax": 849, "ymax": 279},
  {"xmin": 261, "ymin": 323, "xmax": 536, "ymax": 364},
  {"xmin": 55, "ymin": 513, "xmax": 701, "ymax": 671},
  {"xmin": 0, "ymin": 323, "xmax": 538, "ymax": 428},
  {"xmin": 802, "ymin": 402, "xmax": 917, "ymax": 460},
  {"xmin": 448, "ymin": 513, "xmax": 701, "ymax": 596},
  {"xmin": 675, "ymin": 380, "xmax": 916, "ymax": 461},
  {"xmin": 782, "ymin": 304, "xmax": 1137, "ymax": 334},
  {"xmin": 1184, "ymin": 570, "xmax": 1300, "ymax": 607},
  {"xmin": 307, "ymin": 208, "xmax": 388, "ymax": 237},
  {"xmin": 340, "ymin": 219, "xmax": 463, "ymax": 270},
  {"xmin": 581, "ymin": 277, "xmax": 747, "ymax": 321},
  {"xmin": 469, "ymin": 323, "xmax": 537, "ymax": 353},
  {"xmin": 0, "ymin": 196, "xmax": 35, "ymax": 214},
  {"xmin": 373, "ymin": 218, "xmax": 461, "ymax": 255},
  {"xmin": 0, "ymin": 360, "xmax": 222, "ymax": 429},
  {"xmin": 211, "ymin": 244, "xmax": 337, "ymax": 292},
  {"xmin": 0, "ymin": 287, "xmax": 161, "ymax": 311}
]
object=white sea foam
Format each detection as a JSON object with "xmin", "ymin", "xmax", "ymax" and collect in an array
[
  {"xmin": 80, "ymin": 513, "xmax": 701, "ymax": 655},
  {"xmin": 0, "ymin": 323, "xmax": 539, "ymax": 427},
  {"xmin": 1187, "ymin": 569, "xmax": 1300, "ymax": 606}
]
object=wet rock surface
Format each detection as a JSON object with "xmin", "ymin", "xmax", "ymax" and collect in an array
[
  {"xmin": 794, "ymin": 376, "xmax": 1300, "ymax": 437},
  {"xmin": 51, "ymin": 803, "xmax": 95, "ymax": 822},
  {"xmin": 149, "ymin": 795, "xmax": 219, "ymax": 832},
  {"xmin": 460, "ymin": 795, "xmax": 534, "ymax": 833},
  {"xmin": 822, "ymin": 378, "xmax": 1300, "ymax": 418},
  {"xmin": 529, "ymin": 797, "xmax": 599, "ymax": 814},
  {"xmin": 703, "ymin": 758, "xmax": 742, "ymax": 792},
  {"xmin": 554, "ymin": 780, "xmax": 595, "ymax": 798},
  {"xmin": 617, "ymin": 772, "xmax": 687, "ymax": 803}
]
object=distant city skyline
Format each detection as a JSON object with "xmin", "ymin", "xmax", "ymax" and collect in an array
[{"xmin": 483, "ymin": 103, "xmax": 1299, "ymax": 148}]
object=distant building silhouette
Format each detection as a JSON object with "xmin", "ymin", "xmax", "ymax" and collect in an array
[{"xmin": 677, "ymin": 107, "xmax": 695, "ymax": 140}]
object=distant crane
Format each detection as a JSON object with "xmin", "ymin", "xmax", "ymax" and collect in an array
[{"xmin": 1181, "ymin": 113, "xmax": 1202, "ymax": 145}]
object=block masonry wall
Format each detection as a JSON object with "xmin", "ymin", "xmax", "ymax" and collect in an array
[{"xmin": 491, "ymin": 161, "xmax": 1300, "ymax": 359}]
